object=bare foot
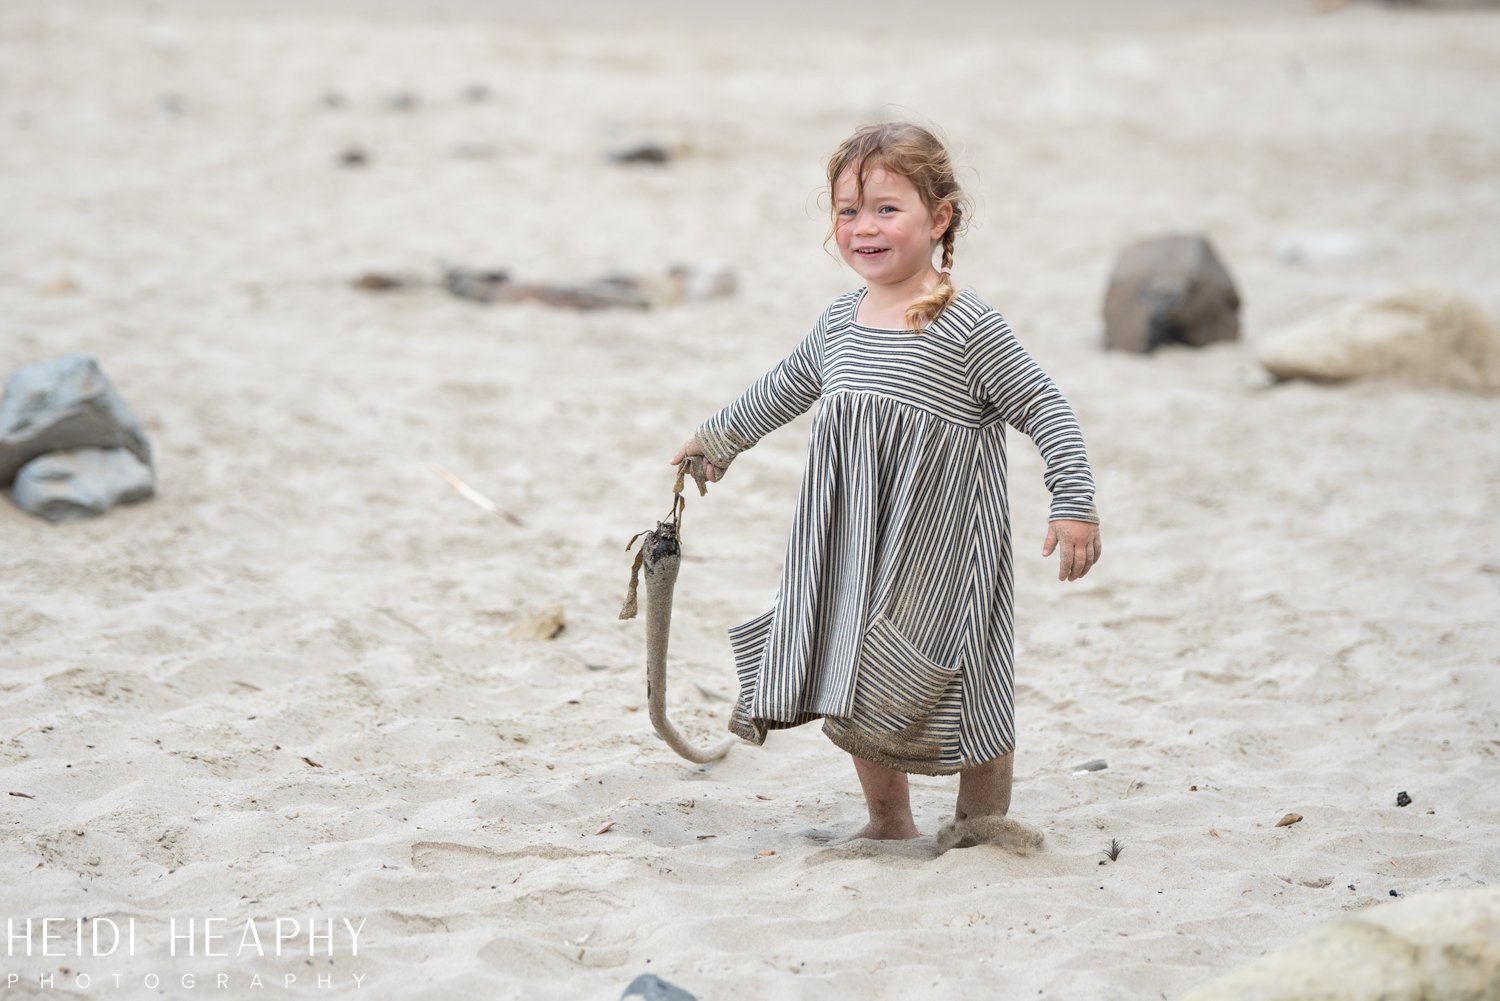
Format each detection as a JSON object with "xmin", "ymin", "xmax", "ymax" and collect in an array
[
  {"xmin": 936, "ymin": 814, "xmax": 1044, "ymax": 855},
  {"xmin": 844, "ymin": 820, "xmax": 921, "ymax": 842}
]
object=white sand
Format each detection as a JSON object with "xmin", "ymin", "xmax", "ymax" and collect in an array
[{"xmin": 2, "ymin": 1, "xmax": 1499, "ymax": 998}]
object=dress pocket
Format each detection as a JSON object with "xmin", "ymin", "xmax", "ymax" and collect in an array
[
  {"xmin": 726, "ymin": 608, "xmax": 775, "ymax": 689},
  {"xmin": 854, "ymin": 613, "xmax": 959, "ymax": 724}
]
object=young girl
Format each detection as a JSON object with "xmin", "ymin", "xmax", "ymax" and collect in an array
[{"xmin": 670, "ymin": 122, "xmax": 1102, "ymax": 852}]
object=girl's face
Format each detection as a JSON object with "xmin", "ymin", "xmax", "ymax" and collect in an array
[{"xmin": 833, "ymin": 166, "xmax": 952, "ymax": 289}]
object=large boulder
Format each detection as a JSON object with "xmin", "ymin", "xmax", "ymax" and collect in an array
[
  {"xmin": 1103, "ymin": 234, "xmax": 1241, "ymax": 353},
  {"xmin": 11, "ymin": 448, "xmax": 155, "ymax": 522},
  {"xmin": 1255, "ymin": 288, "xmax": 1500, "ymax": 390},
  {"xmin": 0, "ymin": 354, "xmax": 151, "ymax": 485},
  {"xmin": 1180, "ymin": 886, "xmax": 1500, "ymax": 1001}
]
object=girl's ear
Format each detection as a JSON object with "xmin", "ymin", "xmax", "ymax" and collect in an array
[{"xmin": 930, "ymin": 201, "xmax": 954, "ymax": 240}]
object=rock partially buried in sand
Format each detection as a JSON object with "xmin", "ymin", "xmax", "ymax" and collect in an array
[
  {"xmin": 0, "ymin": 354, "xmax": 151, "ymax": 485},
  {"xmin": 12, "ymin": 448, "xmax": 155, "ymax": 522},
  {"xmin": 621, "ymin": 973, "xmax": 698, "ymax": 1001},
  {"xmin": 1254, "ymin": 287, "xmax": 1500, "ymax": 390},
  {"xmin": 1179, "ymin": 886, "xmax": 1500, "ymax": 1001},
  {"xmin": 507, "ymin": 607, "xmax": 565, "ymax": 641},
  {"xmin": 1103, "ymin": 233, "xmax": 1241, "ymax": 353}
]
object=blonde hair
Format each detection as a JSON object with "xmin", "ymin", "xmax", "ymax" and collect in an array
[{"xmin": 825, "ymin": 122, "xmax": 968, "ymax": 331}]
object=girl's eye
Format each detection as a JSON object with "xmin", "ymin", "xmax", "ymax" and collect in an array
[
  {"xmin": 878, "ymin": 205, "xmax": 896, "ymax": 214},
  {"xmin": 838, "ymin": 207, "xmax": 856, "ymax": 217}
]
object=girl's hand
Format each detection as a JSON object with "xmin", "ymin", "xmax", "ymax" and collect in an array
[
  {"xmin": 1043, "ymin": 520, "xmax": 1101, "ymax": 582},
  {"xmin": 669, "ymin": 437, "xmax": 721, "ymax": 483}
]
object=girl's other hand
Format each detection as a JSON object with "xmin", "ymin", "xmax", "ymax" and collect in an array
[
  {"xmin": 669, "ymin": 437, "xmax": 721, "ymax": 483},
  {"xmin": 1043, "ymin": 520, "xmax": 1101, "ymax": 582}
]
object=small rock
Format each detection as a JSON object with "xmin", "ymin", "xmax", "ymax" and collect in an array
[
  {"xmin": 608, "ymin": 142, "xmax": 672, "ymax": 165},
  {"xmin": 321, "ymin": 91, "xmax": 348, "ymax": 110},
  {"xmin": 1254, "ymin": 287, "xmax": 1500, "ymax": 390},
  {"xmin": 442, "ymin": 268, "xmax": 512, "ymax": 303},
  {"xmin": 621, "ymin": 973, "xmax": 697, "ymax": 1001},
  {"xmin": 12, "ymin": 448, "xmax": 155, "ymax": 522},
  {"xmin": 352, "ymin": 271, "xmax": 420, "ymax": 292},
  {"xmin": 462, "ymin": 83, "xmax": 492, "ymax": 103},
  {"xmin": 385, "ymin": 91, "xmax": 419, "ymax": 112},
  {"xmin": 1102, "ymin": 233, "xmax": 1241, "ymax": 353},
  {"xmin": 1276, "ymin": 812, "xmax": 1303, "ymax": 827},
  {"xmin": 338, "ymin": 146, "xmax": 369, "ymax": 168},
  {"xmin": 1072, "ymin": 758, "xmax": 1108, "ymax": 773},
  {"xmin": 1397, "ymin": 791, "xmax": 1412, "ymax": 807},
  {"xmin": 0, "ymin": 354, "xmax": 151, "ymax": 486},
  {"xmin": 507, "ymin": 607, "xmax": 565, "ymax": 642}
]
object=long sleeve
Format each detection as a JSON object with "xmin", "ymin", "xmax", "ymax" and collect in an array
[
  {"xmin": 967, "ymin": 312, "xmax": 1100, "ymax": 524},
  {"xmin": 693, "ymin": 306, "xmax": 829, "ymax": 475}
]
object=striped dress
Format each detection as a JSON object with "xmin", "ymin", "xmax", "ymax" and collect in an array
[{"xmin": 694, "ymin": 287, "xmax": 1099, "ymax": 775}]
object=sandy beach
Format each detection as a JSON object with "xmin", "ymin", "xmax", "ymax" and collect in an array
[{"xmin": 2, "ymin": 1, "xmax": 1499, "ymax": 998}]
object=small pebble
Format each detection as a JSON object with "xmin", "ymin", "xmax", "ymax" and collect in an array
[
  {"xmin": 1389, "ymin": 889, "xmax": 1399, "ymax": 897},
  {"xmin": 1072, "ymin": 758, "xmax": 1108, "ymax": 773},
  {"xmin": 1396, "ymin": 791, "xmax": 1411, "ymax": 807},
  {"xmin": 608, "ymin": 142, "xmax": 671, "ymax": 165}
]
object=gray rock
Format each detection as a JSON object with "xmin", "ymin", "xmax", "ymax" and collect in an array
[
  {"xmin": 621, "ymin": 973, "xmax": 697, "ymax": 1001},
  {"xmin": 0, "ymin": 354, "xmax": 151, "ymax": 485},
  {"xmin": 1179, "ymin": 886, "xmax": 1500, "ymax": 1001},
  {"xmin": 608, "ymin": 142, "xmax": 671, "ymax": 165},
  {"xmin": 1103, "ymin": 234, "xmax": 1241, "ymax": 353},
  {"xmin": 1072, "ymin": 758, "xmax": 1109, "ymax": 772},
  {"xmin": 12, "ymin": 448, "xmax": 155, "ymax": 522}
]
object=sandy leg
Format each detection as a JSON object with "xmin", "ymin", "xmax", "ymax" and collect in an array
[
  {"xmin": 936, "ymin": 753, "xmax": 1045, "ymax": 854},
  {"xmin": 847, "ymin": 754, "xmax": 920, "ymax": 840}
]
